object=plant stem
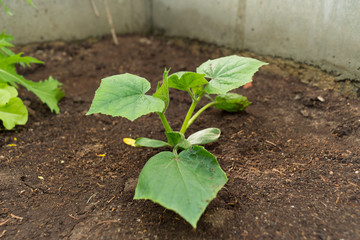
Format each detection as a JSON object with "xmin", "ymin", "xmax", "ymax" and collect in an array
[
  {"xmin": 186, "ymin": 101, "xmax": 217, "ymax": 130},
  {"xmin": 157, "ymin": 112, "xmax": 172, "ymax": 132},
  {"xmin": 180, "ymin": 100, "xmax": 198, "ymax": 134}
]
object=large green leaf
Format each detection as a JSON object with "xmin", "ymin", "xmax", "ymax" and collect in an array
[
  {"xmin": 197, "ymin": 55, "xmax": 267, "ymax": 94},
  {"xmin": 0, "ymin": 97, "xmax": 28, "ymax": 130},
  {"xmin": 134, "ymin": 145, "xmax": 228, "ymax": 228},
  {"xmin": 135, "ymin": 137, "xmax": 170, "ymax": 148},
  {"xmin": 187, "ymin": 128, "xmax": 221, "ymax": 145},
  {"xmin": 168, "ymin": 72, "xmax": 208, "ymax": 91},
  {"xmin": 87, "ymin": 74, "xmax": 165, "ymax": 121},
  {"xmin": 214, "ymin": 93, "xmax": 251, "ymax": 112}
]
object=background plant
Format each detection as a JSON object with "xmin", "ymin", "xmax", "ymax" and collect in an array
[
  {"xmin": 0, "ymin": 1, "xmax": 64, "ymax": 130},
  {"xmin": 87, "ymin": 55, "xmax": 267, "ymax": 227}
]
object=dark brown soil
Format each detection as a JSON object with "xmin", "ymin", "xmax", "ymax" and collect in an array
[{"xmin": 1, "ymin": 35, "xmax": 359, "ymax": 240}]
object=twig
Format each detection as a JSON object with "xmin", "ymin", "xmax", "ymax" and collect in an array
[
  {"xmin": 89, "ymin": 0, "xmax": 99, "ymax": 17},
  {"xmin": 335, "ymin": 192, "xmax": 343, "ymax": 204},
  {"xmin": 0, "ymin": 230, "xmax": 6, "ymax": 238},
  {"xmin": 319, "ymin": 175, "xmax": 327, "ymax": 182},
  {"xmin": 10, "ymin": 214, "xmax": 23, "ymax": 220},
  {"xmin": 107, "ymin": 196, "xmax": 116, "ymax": 204},
  {"xmin": 0, "ymin": 219, "xmax": 10, "ymax": 226},
  {"xmin": 97, "ymin": 220, "xmax": 118, "ymax": 225},
  {"xmin": 348, "ymin": 181, "xmax": 360, "ymax": 188},
  {"xmin": 87, "ymin": 193, "xmax": 97, "ymax": 204},
  {"xmin": 68, "ymin": 214, "xmax": 80, "ymax": 220},
  {"xmin": 103, "ymin": 0, "xmax": 119, "ymax": 45}
]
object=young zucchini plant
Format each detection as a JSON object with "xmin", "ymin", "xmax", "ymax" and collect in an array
[{"xmin": 87, "ymin": 55, "xmax": 267, "ymax": 227}]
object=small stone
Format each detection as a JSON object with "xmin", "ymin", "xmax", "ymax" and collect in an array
[
  {"xmin": 300, "ymin": 109, "xmax": 310, "ymax": 117},
  {"xmin": 294, "ymin": 94, "xmax": 301, "ymax": 100},
  {"xmin": 329, "ymin": 171, "xmax": 334, "ymax": 175},
  {"xmin": 317, "ymin": 96, "xmax": 325, "ymax": 102}
]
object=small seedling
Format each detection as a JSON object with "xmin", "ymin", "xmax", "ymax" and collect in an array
[
  {"xmin": 0, "ymin": 32, "xmax": 64, "ymax": 129},
  {"xmin": 0, "ymin": 1, "xmax": 64, "ymax": 130},
  {"xmin": 87, "ymin": 55, "xmax": 267, "ymax": 227}
]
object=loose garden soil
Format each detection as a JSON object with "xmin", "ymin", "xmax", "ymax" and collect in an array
[{"xmin": 1, "ymin": 35, "xmax": 360, "ymax": 239}]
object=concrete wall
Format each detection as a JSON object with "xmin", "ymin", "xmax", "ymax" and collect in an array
[
  {"xmin": 243, "ymin": 0, "xmax": 360, "ymax": 80},
  {"xmin": 0, "ymin": 0, "xmax": 151, "ymax": 44},
  {"xmin": 153, "ymin": 0, "xmax": 360, "ymax": 80},
  {"xmin": 0, "ymin": 0, "xmax": 359, "ymax": 80}
]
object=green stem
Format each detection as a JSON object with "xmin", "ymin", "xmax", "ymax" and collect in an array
[
  {"xmin": 157, "ymin": 112, "xmax": 172, "ymax": 132},
  {"xmin": 186, "ymin": 101, "xmax": 217, "ymax": 130},
  {"xmin": 179, "ymin": 100, "xmax": 198, "ymax": 134}
]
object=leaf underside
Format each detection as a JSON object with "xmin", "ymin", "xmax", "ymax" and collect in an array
[
  {"xmin": 197, "ymin": 55, "xmax": 268, "ymax": 94},
  {"xmin": 187, "ymin": 128, "xmax": 221, "ymax": 145},
  {"xmin": 134, "ymin": 145, "xmax": 228, "ymax": 228}
]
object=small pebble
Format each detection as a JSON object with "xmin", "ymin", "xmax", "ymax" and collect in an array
[
  {"xmin": 329, "ymin": 171, "xmax": 334, "ymax": 175},
  {"xmin": 317, "ymin": 96, "xmax": 325, "ymax": 102},
  {"xmin": 355, "ymin": 171, "xmax": 359, "ymax": 174}
]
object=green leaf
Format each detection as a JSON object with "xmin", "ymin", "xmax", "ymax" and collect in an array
[
  {"xmin": 0, "ymin": 97, "xmax": 28, "ymax": 130},
  {"xmin": 197, "ymin": 55, "xmax": 267, "ymax": 94},
  {"xmin": 0, "ymin": 83, "xmax": 17, "ymax": 105},
  {"xmin": 87, "ymin": 73, "xmax": 165, "ymax": 121},
  {"xmin": 0, "ymin": 39, "xmax": 13, "ymax": 49},
  {"xmin": 0, "ymin": 53, "xmax": 43, "ymax": 66},
  {"xmin": 168, "ymin": 72, "xmax": 208, "ymax": 91},
  {"xmin": 153, "ymin": 68, "xmax": 170, "ymax": 112},
  {"xmin": 214, "ymin": 93, "xmax": 251, "ymax": 112},
  {"xmin": 134, "ymin": 145, "xmax": 228, "ymax": 228},
  {"xmin": 0, "ymin": 0, "xmax": 13, "ymax": 16},
  {"xmin": 0, "ymin": 53, "xmax": 63, "ymax": 113},
  {"xmin": 165, "ymin": 131, "xmax": 191, "ymax": 150},
  {"xmin": 0, "ymin": 32, "xmax": 17, "ymax": 59},
  {"xmin": 26, "ymin": 0, "xmax": 35, "ymax": 7},
  {"xmin": 0, "ymin": 31, "xmax": 13, "ymax": 43},
  {"xmin": 0, "ymin": 0, "xmax": 34, "ymax": 15},
  {"xmin": 135, "ymin": 137, "xmax": 170, "ymax": 148},
  {"xmin": 187, "ymin": 128, "xmax": 221, "ymax": 145}
]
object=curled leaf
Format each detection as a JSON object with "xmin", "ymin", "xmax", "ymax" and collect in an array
[
  {"xmin": 187, "ymin": 128, "xmax": 221, "ymax": 145},
  {"xmin": 214, "ymin": 93, "xmax": 251, "ymax": 112},
  {"xmin": 165, "ymin": 131, "xmax": 191, "ymax": 150},
  {"xmin": 168, "ymin": 72, "xmax": 208, "ymax": 91},
  {"xmin": 135, "ymin": 137, "xmax": 170, "ymax": 148}
]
